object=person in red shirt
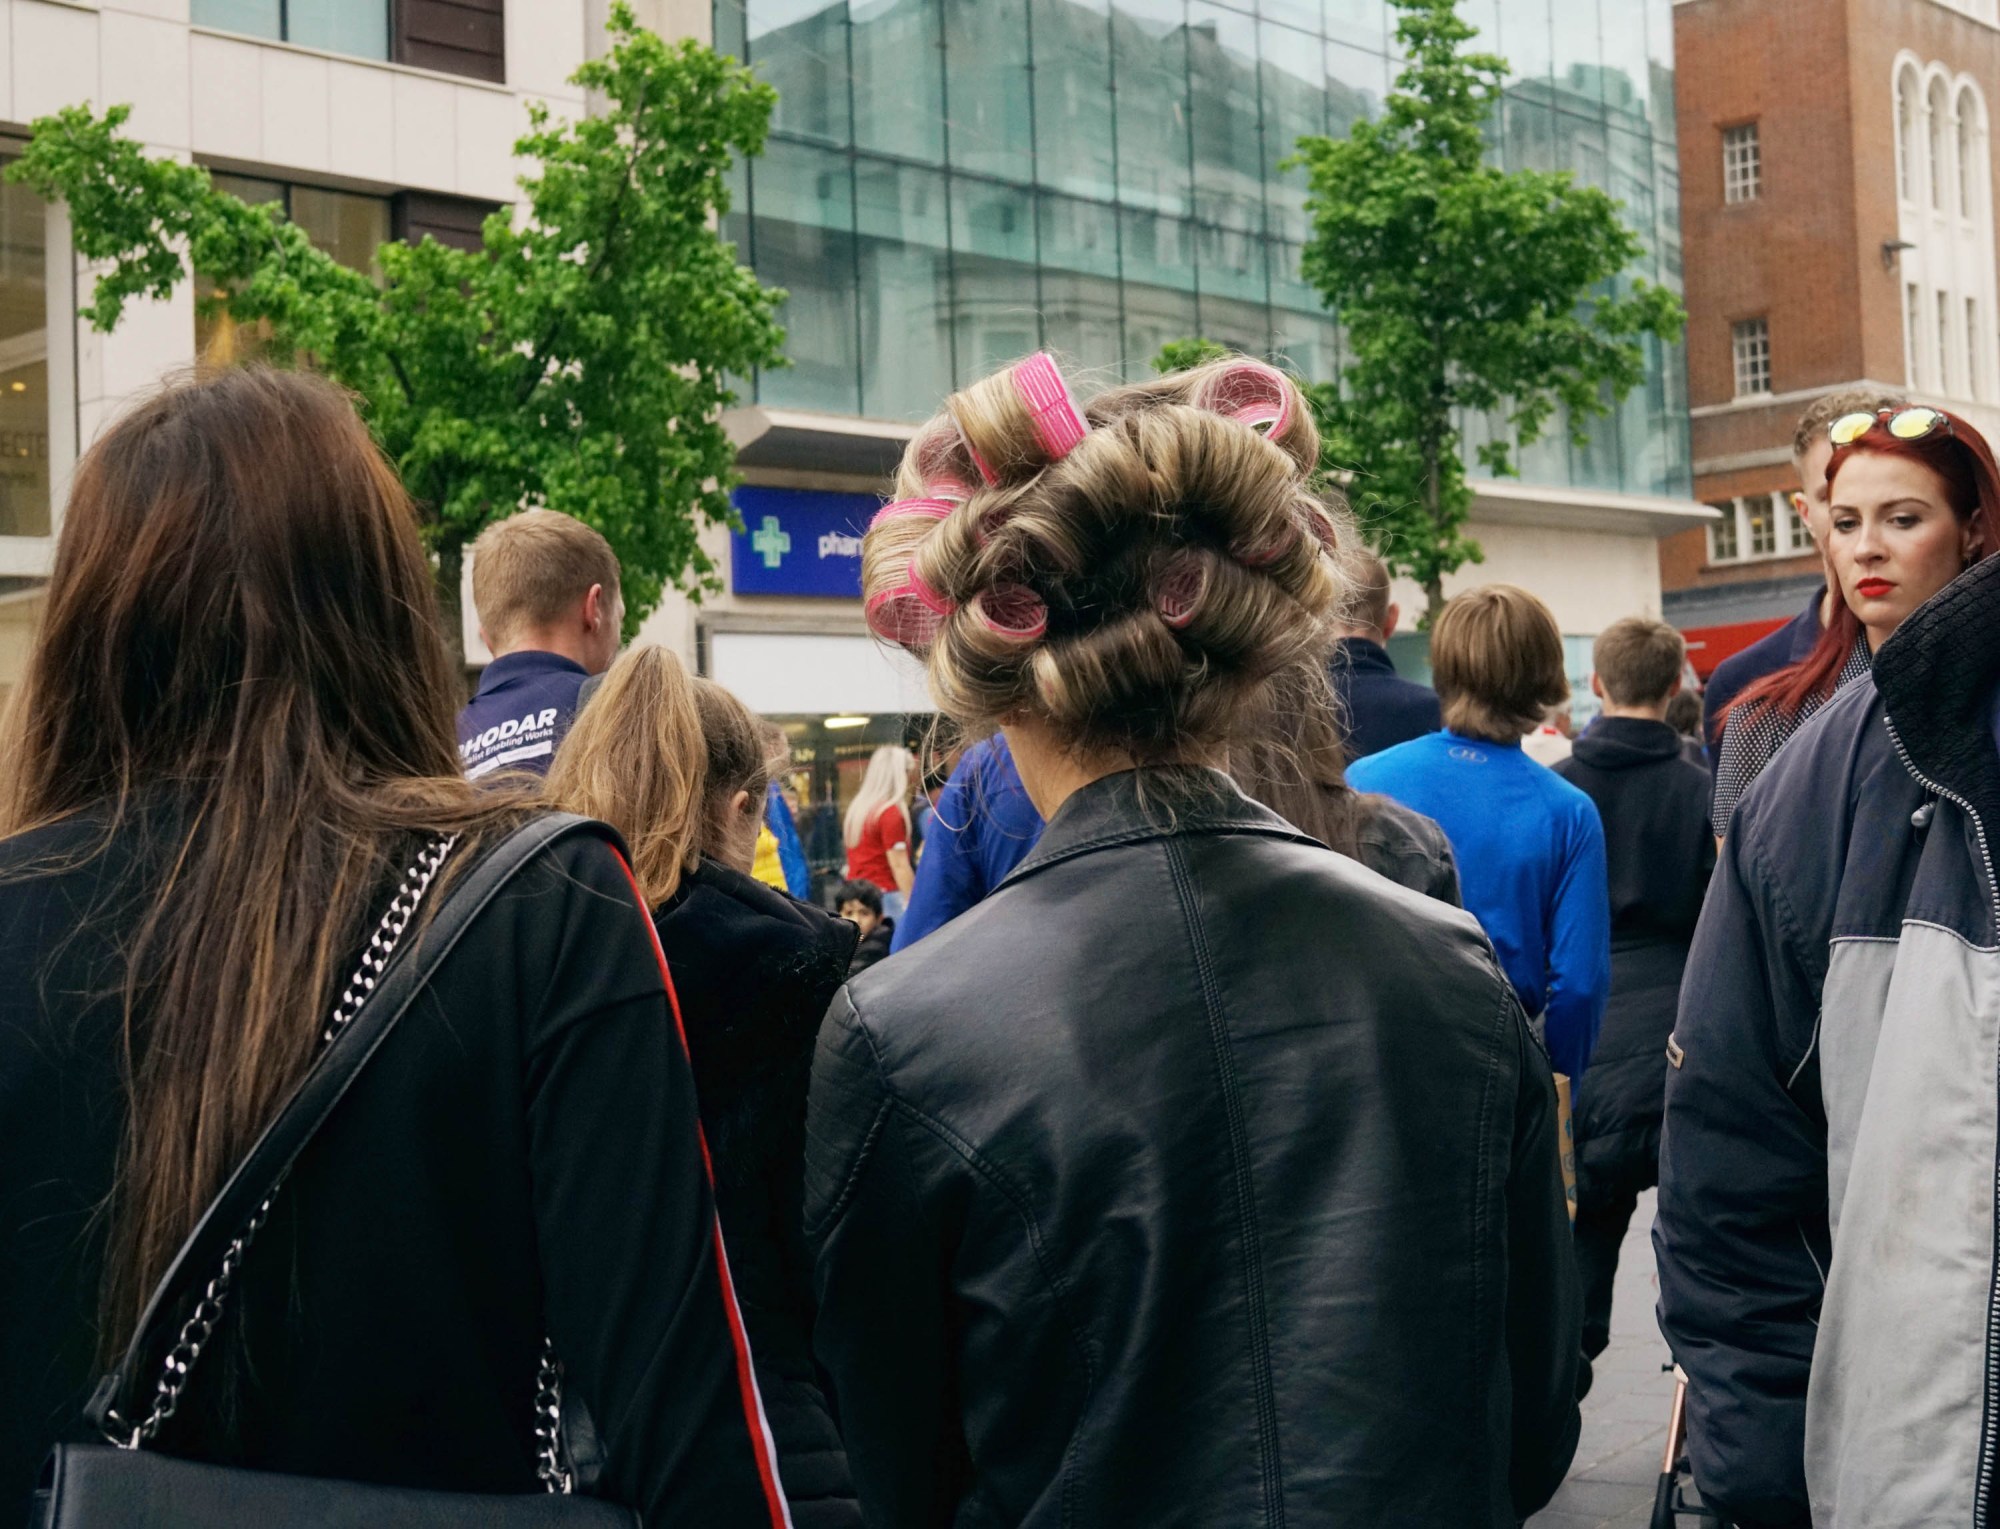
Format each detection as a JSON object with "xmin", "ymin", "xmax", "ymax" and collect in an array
[{"xmin": 844, "ymin": 745, "xmax": 915, "ymax": 918}]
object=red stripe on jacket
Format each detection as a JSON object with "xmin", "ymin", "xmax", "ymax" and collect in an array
[{"xmin": 611, "ymin": 849, "xmax": 794, "ymax": 1529}]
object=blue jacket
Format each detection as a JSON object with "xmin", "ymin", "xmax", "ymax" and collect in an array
[
  {"xmin": 1331, "ymin": 636, "xmax": 1442, "ymax": 759},
  {"xmin": 890, "ymin": 736, "xmax": 1044, "ymax": 953},
  {"xmin": 765, "ymin": 781, "xmax": 811, "ymax": 900},
  {"xmin": 456, "ymin": 651, "xmax": 590, "ymax": 778},
  {"xmin": 1348, "ymin": 730, "xmax": 1609, "ymax": 1082},
  {"xmin": 1700, "ymin": 597, "xmax": 1820, "ymax": 751},
  {"xmin": 1656, "ymin": 555, "xmax": 2000, "ymax": 1528}
]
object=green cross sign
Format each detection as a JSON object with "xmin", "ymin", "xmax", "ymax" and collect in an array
[{"xmin": 751, "ymin": 515, "xmax": 791, "ymax": 569}]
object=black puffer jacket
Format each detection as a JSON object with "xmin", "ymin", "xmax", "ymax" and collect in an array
[
  {"xmin": 1553, "ymin": 718, "xmax": 1714, "ymax": 1207},
  {"xmin": 652, "ymin": 859, "xmax": 860, "ymax": 1529},
  {"xmin": 805, "ymin": 768, "xmax": 1580, "ymax": 1526}
]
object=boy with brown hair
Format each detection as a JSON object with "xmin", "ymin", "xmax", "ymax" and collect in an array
[
  {"xmin": 1554, "ymin": 617, "xmax": 1715, "ymax": 1369},
  {"xmin": 457, "ymin": 509, "xmax": 623, "ymax": 778},
  {"xmin": 1348, "ymin": 585, "xmax": 1610, "ymax": 1085}
]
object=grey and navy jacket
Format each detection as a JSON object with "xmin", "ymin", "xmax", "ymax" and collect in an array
[{"xmin": 1656, "ymin": 553, "xmax": 2000, "ymax": 1529}]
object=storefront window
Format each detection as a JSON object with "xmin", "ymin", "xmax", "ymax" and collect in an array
[{"xmin": 770, "ymin": 714, "xmax": 933, "ymax": 897}]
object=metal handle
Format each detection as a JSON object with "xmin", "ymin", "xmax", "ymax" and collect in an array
[{"xmin": 105, "ymin": 833, "xmax": 459, "ymax": 1451}]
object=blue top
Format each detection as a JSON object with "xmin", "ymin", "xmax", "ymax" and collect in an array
[
  {"xmin": 1699, "ymin": 596, "xmax": 1820, "ymax": 753},
  {"xmin": 1331, "ymin": 636, "xmax": 1442, "ymax": 759},
  {"xmin": 765, "ymin": 780, "xmax": 812, "ymax": 899},
  {"xmin": 891, "ymin": 735, "xmax": 1045, "ymax": 953},
  {"xmin": 456, "ymin": 650, "xmax": 590, "ymax": 779},
  {"xmin": 1348, "ymin": 730, "xmax": 1610, "ymax": 1081}
]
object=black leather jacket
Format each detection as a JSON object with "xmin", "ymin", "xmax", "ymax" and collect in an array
[{"xmin": 804, "ymin": 768, "xmax": 1580, "ymax": 1527}]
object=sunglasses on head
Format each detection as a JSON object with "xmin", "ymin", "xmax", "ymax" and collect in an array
[{"xmin": 1828, "ymin": 406, "xmax": 1953, "ymax": 447}]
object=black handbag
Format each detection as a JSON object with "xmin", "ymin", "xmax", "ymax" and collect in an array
[{"xmin": 30, "ymin": 814, "xmax": 639, "ymax": 1528}]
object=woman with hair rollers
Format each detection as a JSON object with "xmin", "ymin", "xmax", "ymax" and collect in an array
[
  {"xmin": 808, "ymin": 352, "xmax": 1581, "ymax": 1526},
  {"xmin": 548, "ymin": 649, "xmax": 861, "ymax": 1529}
]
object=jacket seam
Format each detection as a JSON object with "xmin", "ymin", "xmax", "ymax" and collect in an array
[
  {"xmin": 1468, "ymin": 975, "xmax": 1507, "ymax": 1492},
  {"xmin": 1901, "ymin": 917, "xmax": 2000, "ymax": 954},
  {"xmin": 999, "ymin": 820, "xmax": 1313, "ymax": 893},
  {"xmin": 1163, "ymin": 838, "xmax": 1287, "ymax": 1527},
  {"xmin": 884, "ymin": 1097, "xmax": 1099, "ymax": 1527}
]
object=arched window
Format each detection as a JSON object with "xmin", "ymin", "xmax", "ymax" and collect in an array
[
  {"xmin": 1899, "ymin": 67, "xmax": 1920, "ymax": 201},
  {"xmin": 1961, "ymin": 85, "xmax": 1985, "ymax": 220},
  {"xmin": 1931, "ymin": 77, "xmax": 1952, "ymax": 210}
]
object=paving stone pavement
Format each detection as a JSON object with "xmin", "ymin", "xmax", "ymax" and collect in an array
[{"xmin": 1526, "ymin": 1189, "xmax": 1683, "ymax": 1529}]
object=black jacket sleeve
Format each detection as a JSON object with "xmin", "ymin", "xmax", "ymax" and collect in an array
[
  {"xmin": 1505, "ymin": 1004, "xmax": 1583, "ymax": 1519},
  {"xmin": 1654, "ymin": 814, "xmax": 1826, "ymax": 1529},
  {"xmin": 522, "ymin": 836, "xmax": 789, "ymax": 1527},
  {"xmin": 804, "ymin": 987, "xmax": 966, "ymax": 1527}
]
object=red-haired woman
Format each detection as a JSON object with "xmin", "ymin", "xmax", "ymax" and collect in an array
[
  {"xmin": 1656, "ymin": 403, "xmax": 2000, "ymax": 1527},
  {"xmin": 1710, "ymin": 404, "xmax": 1994, "ymax": 834}
]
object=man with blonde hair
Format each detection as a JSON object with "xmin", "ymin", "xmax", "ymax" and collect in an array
[
  {"xmin": 457, "ymin": 509, "xmax": 622, "ymax": 778},
  {"xmin": 1554, "ymin": 617, "xmax": 1714, "ymax": 1376},
  {"xmin": 1349, "ymin": 585, "xmax": 1610, "ymax": 1084},
  {"xmin": 1329, "ymin": 545, "xmax": 1441, "ymax": 758}
]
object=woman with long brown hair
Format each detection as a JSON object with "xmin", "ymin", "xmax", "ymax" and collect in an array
[
  {"xmin": 547, "ymin": 647, "xmax": 860, "ymax": 1529},
  {"xmin": 0, "ymin": 368, "xmax": 786, "ymax": 1524}
]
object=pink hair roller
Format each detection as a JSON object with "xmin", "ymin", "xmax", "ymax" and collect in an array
[
  {"xmin": 1013, "ymin": 352, "xmax": 1090, "ymax": 461},
  {"xmin": 865, "ymin": 587, "xmax": 944, "ymax": 648},
  {"xmin": 869, "ymin": 496, "xmax": 955, "ymax": 531},
  {"xmin": 1197, "ymin": 360, "xmax": 1293, "ymax": 439},
  {"xmin": 1156, "ymin": 555, "xmax": 1208, "ymax": 629},
  {"xmin": 1234, "ymin": 519, "xmax": 1305, "ymax": 570},
  {"xmin": 973, "ymin": 584, "xmax": 1048, "ymax": 642},
  {"xmin": 912, "ymin": 424, "xmax": 978, "ymax": 501},
  {"xmin": 908, "ymin": 557, "xmax": 956, "ymax": 617}
]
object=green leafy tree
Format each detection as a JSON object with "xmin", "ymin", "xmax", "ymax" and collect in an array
[
  {"xmin": 6, "ymin": 2, "xmax": 785, "ymax": 649},
  {"xmin": 1290, "ymin": 0, "xmax": 1684, "ymax": 622}
]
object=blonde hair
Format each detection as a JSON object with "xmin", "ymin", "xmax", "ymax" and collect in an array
[
  {"xmin": 1338, "ymin": 545, "xmax": 1393, "ymax": 636},
  {"xmin": 1592, "ymin": 616, "xmax": 1685, "ymax": 707},
  {"xmin": 544, "ymin": 646, "xmax": 768, "ymax": 905},
  {"xmin": 844, "ymin": 744, "xmax": 913, "ymax": 848},
  {"xmin": 470, "ymin": 508, "xmax": 622, "ymax": 650},
  {"xmin": 866, "ymin": 354, "xmax": 1344, "ymax": 760},
  {"xmin": 1430, "ymin": 584, "xmax": 1570, "ymax": 743}
]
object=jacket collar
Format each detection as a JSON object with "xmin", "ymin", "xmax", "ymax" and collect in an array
[
  {"xmin": 473, "ymin": 649, "xmax": 588, "ymax": 697},
  {"xmin": 997, "ymin": 766, "xmax": 1309, "ymax": 890},
  {"xmin": 1335, "ymin": 636, "xmax": 1397, "ymax": 676},
  {"xmin": 1873, "ymin": 552, "xmax": 2000, "ymax": 836}
]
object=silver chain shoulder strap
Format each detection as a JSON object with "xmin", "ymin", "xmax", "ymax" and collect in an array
[{"xmin": 103, "ymin": 836, "xmax": 560, "ymax": 1461}]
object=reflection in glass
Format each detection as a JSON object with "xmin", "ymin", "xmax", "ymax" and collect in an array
[
  {"xmin": 1031, "ymin": 0, "xmax": 1116, "ymax": 200},
  {"xmin": 857, "ymin": 160, "xmax": 954, "ymax": 419},
  {"xmin": 1188, "ymin": 4, "xmax": 1264, "ymax": 231},
  {"xmin": 1112, "ymin": 0, "xmax": 1193, "ymax": 213},
  {"xmin": 852, "ymin": 0, "xmax": 944, "ymax": 161},
  {"xmin": 752, "ymin": 142, "xmax": 861, "ymax": 412},
  {"xmin": 750, "ymin": 0, "xmax": 852, "ymax": 147},
  {"xmin": 290, "ymin": 187, "xmax": 391, "ymax": 280},
  {"xmin": 1324, "ymin": 0, "xmax": 1385, "ymax": 55},
  {"xmin": 191, "ymin": 0, "xmax": 282, "ymax": 41},
  {"xmin": 0, "ymin": 179, "xmax": 47, "ymax": 538},
  {"xmin": 953, "ymin": 179, "xmax": 1041, "ymax": 382},
  {"xmin": 1260, "ymin": 21, "xmax": 1328, "ymax": 243},
  {"xmin": 944, "ymin": 0, "xmax": 1034, "ymax": 180}
]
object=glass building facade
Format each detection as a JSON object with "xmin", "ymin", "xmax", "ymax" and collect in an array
[{"xmin": 716, "ymin": 0, "xmax": 1689, "ymax": 499}]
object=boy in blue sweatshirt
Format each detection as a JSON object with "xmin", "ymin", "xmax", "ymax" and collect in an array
[{"xmin": 1348, "ymin": 585, "xmax": 1609, "ymax": 1083}]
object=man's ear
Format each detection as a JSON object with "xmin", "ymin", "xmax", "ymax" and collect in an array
[
  {"xmin": 581, "ymin": 582, "xmax": 605, "ymax": 632},
  {"xmin": 733, "ymin": 788, "xmax": 755, "ymax": 819},
  {"xmin": 1589, "ymin": 673, "xmax": 1605, "ymax": 700},
  {"xmin": 1667, "ymin": 674, "xmax": 1684, "ymax": 698},
  {"xmin": 1381, "ymin": 602, "xmax": 1400, "ymax": 641}
]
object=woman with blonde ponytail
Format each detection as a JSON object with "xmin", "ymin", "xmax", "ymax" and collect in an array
[
  {"xmin": 548, "ymin": 649, "xmax": 862, "ymax": 1529},
  {"xmin": 807, "ymin": 352, "xmax": 1581, "ymax": 1527}
]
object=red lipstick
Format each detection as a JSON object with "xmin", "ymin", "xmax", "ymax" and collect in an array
[{"xmin": 1855, "ymin": 578, "xmax": 1895, "ymax": 598}]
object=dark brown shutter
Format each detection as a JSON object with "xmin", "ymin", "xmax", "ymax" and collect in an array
[
  {"xmin": 392, "ymin": 191, "xmax": 501, "ymax": 253},
  {"xmin": 393, "ymin": 0, "xmax": 505, "ymax": 84}
]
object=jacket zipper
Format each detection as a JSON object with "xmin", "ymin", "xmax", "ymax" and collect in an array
[{"xmin": 1884, "ymin": 714, "xmax": 2000, "ymax": 1528}]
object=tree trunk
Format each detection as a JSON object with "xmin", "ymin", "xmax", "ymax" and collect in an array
[
  {"xmin": 1422, "ymin": 429, "xmax": 1446, "ymax": 627},
  {"xmin": 435, "ymin": 538, "xmax": 470, "ymax": 695}
]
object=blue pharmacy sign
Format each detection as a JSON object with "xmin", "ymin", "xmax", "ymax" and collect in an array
[{"xmin": 727, "ymin": 485, "xmax": 878, "ymax": 598}]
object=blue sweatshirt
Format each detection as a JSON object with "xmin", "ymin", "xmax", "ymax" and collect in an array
[
  {"xmin": 1348, "ymin": 730, "xmax": 1610, "ymax": 1081},
  {"xmin": 891, "ymin": 736, "xmax": 1044, "ymax": 953},
  {"xmin": 456, "ymin": 650, "xmax": 590, "ymax": 779}
]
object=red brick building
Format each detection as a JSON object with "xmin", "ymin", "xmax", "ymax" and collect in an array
[{"xmin": 1667, "ymin": 0, "xmax": 2000, "ymax": 674}]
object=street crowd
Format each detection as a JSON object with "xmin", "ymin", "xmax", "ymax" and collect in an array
[{"xmin": 0, "ymin": 351, "xmax": 1995, "ymax": 1529}]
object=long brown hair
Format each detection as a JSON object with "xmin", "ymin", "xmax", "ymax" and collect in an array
[
  {"xmin": 1232, "ymin": 656, "xmax": 1367, "ymax": 859},
  {"xmin": 1731, "ymin": 407, "xmax": 2000, "ymax": 725},
  {"xmin": 0, "ymin": 367, "xmax": 529, "ymax": 1351},
  {"xmin": 544, "ymin": 646, "xmax": 770, "ymax": 906}
]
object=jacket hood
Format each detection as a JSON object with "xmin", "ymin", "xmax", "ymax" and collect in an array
[{"xmin": 1572, "ymin": 717, "xmax": 1683, "ymax": 771}]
